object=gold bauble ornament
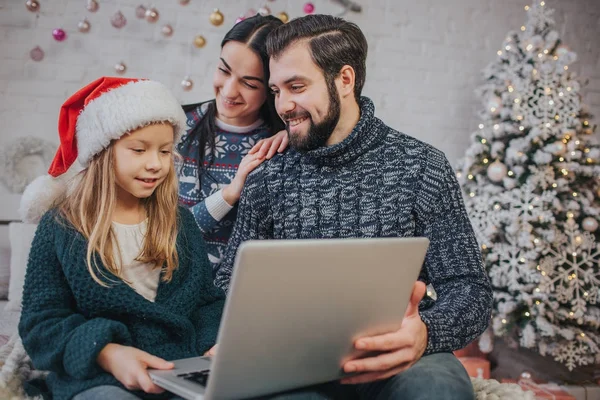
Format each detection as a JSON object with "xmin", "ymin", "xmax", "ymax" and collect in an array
[
  {"xmin": 25, "ymin": 0, "xmax": 40, "ymax": 12},
  {"xmin": 277, "ymin": 11, "xmax": 289, "ymax": 23},
  {"xmin": 210, "ymin": 9, "xmax": 224, "ymax": 26},
  {"xmin": 193, "ymin": 35, "xmax": 206, "ymax": 48}
]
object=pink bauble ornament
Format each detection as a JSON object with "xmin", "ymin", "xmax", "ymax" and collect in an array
[
  {"xmin": 135, "ymin": 5, "xmax": 147, "ymax": 19},
  {"xmin": 161, "ymin": 24, "xmax": 174, "ymax": 37},
  {"xmin": 52, "ymin": 28, "xmax": 67, "ymax": 41},
  {"xmin": 303, "ymin": 2, "xmax": 315, "ymax": 14},
  {"xmin": 111, "ymin": 11, "xmax": 127, "ymax": 29},
  {"xmin": 114, "ymin": 62, "xmax": 127, "ymax": 74},
  {"xmin": 582, "ymin": 217, "xmax": 598, "ymax": 232},
  {"xmin": 78, "ymin": 18, "xmax": 91, "ymax": 33},
  {"xmin": 145, "ymin": 7, "xmax": 159, "ymax": 23},
  {"xmin": 181, "ymin": 77, "xmax": 194, "ymax": 91},
  {"xmin": 29, "ymin": 46, "xmax": 44, "ymax": 61},
  {"xmin": 25, "ymin": 0, "xmax": 40, "ymax": 13},
  {"xmin": 86, "ymin": 0, "xmax": 99, "ymax": 12}
]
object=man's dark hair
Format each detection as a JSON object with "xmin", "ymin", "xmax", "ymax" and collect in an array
[{"xmin": 266, "ymin": 14, "xmax": 368, "ymax": 102}]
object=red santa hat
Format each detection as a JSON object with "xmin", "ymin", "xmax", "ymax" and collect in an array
[{"xmin": 19, "ymin": 76, "xmax": 187, "ymax": 223}]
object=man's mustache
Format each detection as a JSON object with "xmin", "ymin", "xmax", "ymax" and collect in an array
[{"xmin": 280, "ymin": 111, "xmax": 311, "ymax": 122}]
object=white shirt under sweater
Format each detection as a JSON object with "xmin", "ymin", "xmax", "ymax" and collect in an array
[{"xmin": 112, "ymin": 220, "xmax": 161, "ymax": 302}]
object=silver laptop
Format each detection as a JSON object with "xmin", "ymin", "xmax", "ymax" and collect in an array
[{"xmin": 149, "ymin": 237, "xmax": 430, "ymax": 400}]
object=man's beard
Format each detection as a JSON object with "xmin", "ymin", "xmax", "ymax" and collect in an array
[{"xmin": 282, "ymin": 79, "xmax": 341, "ymax": 152}]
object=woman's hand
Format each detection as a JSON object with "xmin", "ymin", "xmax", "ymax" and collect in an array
[
  {"xmin": 97, "ymin": 343, "xmax": 174, "ymax": 394},
  {"xmin": 249, "ymin": 130, "xmax": 289, "ymax": 160},
  {"xmin": 222, "ymin": 152, "xmax": 266, "ymax": 205}
]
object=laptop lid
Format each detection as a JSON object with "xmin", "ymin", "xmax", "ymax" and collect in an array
[{"xmin": 205, "ymin": 237, "xmax": 429, "ymax": 400}]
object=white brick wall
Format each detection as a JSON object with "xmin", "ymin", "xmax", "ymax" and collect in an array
[{"xmin": 1, "ymin": 0, "xmax": 599, "ymax": 217}]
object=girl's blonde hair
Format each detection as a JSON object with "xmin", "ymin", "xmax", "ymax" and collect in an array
[{"xmin": 57, "ymin": 123, "xmax": 180, "ymax": 286}]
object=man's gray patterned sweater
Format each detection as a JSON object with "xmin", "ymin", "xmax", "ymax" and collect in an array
[{"xmin": 215, "ymin": 97, "xmax": 492, "ymax": 354}]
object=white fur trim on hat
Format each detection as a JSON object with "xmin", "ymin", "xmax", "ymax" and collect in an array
[
  {"xmin": 76, "ymin": 80, "xmax": 187, "ymax": 167},
  {"xmin": 18, "ymin": 162, "xmax": 83, "ymax": 223}
]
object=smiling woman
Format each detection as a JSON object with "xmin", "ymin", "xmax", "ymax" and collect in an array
[{"xmin": 176, "ymin": 14, "xmax": 288, "ymax": 274}]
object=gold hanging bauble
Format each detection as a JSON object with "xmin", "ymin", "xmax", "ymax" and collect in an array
[
  {"xmin": 209, "ymin": 9, "xmax": 224, "ymax": 26},
  {"xmin": 277, "ymin": 11, "xmax": 289, "ymax": 23},
  {"xmin": 193, "ymin": 35, "xmax": 206, "ymax": 48}
]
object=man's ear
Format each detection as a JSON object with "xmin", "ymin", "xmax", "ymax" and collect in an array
[{"xmin": 337, "ymin": 65, "xmax": 356, "ymax": 98}]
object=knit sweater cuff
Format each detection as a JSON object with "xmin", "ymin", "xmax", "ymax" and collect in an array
[
  {"xmin": 419, "ymin": 310, "xmax": 455, "ymax": 355},
  {"xmin": 63, "ymin": 318, "xmax": 132, "ymax": 379},
  {"xmin": 205, "ymin": 190, "xmax": 234, "ymax": 221}
]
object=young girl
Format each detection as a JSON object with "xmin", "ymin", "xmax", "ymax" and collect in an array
[
  {"xmin": 18, "ymin": 77, "xmax": 224, "ymax": 400},
  {"xmin": 178, "ymin": 14, "xmax": 288, "ymax": 272}
]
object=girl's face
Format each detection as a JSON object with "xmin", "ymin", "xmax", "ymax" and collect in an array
[
  {"xmin": 113, "ymin": 123, "xmax": 174, "ymax": 207},
  {"xmin": 213, "ymin": 41, "xmax": 267, "ymax": 127}
]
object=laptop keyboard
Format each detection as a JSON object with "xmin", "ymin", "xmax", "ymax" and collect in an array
[{"xmin": 177, "ymin": 369, "xmax": 210, "ymax": 386}]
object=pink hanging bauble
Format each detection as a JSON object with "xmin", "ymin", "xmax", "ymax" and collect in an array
[{"xmin": 52, "ymin": 28, "xmax": 67, "ymax": 41}]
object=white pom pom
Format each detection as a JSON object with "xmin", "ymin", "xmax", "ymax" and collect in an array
[{"xmin": 18, "ymin": 174, "xmax": 67, "ymax": 223}]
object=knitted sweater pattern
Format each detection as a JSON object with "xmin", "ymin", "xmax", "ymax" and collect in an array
[
  {"xmin": 215, "ymin": 97, "xmax": 493, "ymax": 355},
  {"xmin": 18, "ymin": 206, "xmax": 224, "ymax": 400}
]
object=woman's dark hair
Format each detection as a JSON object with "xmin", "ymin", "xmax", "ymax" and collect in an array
[{"xmin": 180, "ymin": 14, "xmax": 284, "ymax": 180}]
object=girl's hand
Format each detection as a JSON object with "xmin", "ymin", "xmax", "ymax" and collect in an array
[
  {"xmin": 97, "ymin": 343, "xmax": 174, "ymax": 394},
  {"xmin": 204, "ymin": 344, "xmax": 218, "ymax": 357},
  {"xmin": 222, "ymin": 153, "xmax": 266, "ymax": 205},
  {"xmin": 249, "ymin": 130, "xmax": 289, "ymax": 160}
]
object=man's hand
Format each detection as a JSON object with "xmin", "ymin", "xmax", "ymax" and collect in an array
[
  {"xmin": 97, "ymin": 343, "xmax": 174, "ymax": 394},
  {"xmin": 248, "ymin": 130, "xmax": 289, "ymax": 159},
  {"xmin": 341, "ymin": 281, "xmax": 428, "ymax": 385}
]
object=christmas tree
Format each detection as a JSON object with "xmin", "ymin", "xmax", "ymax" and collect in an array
[{"xmin": 457, "ymin": 1, "xmax": 600, "ymax": 370}]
